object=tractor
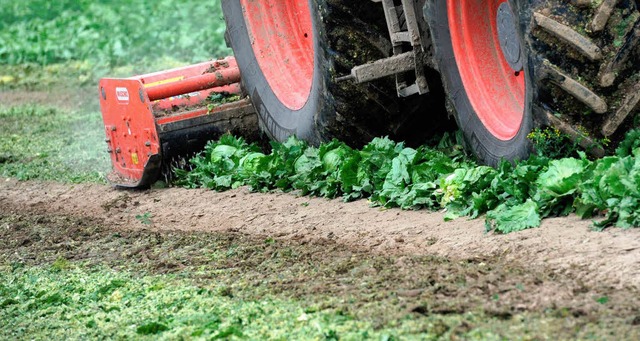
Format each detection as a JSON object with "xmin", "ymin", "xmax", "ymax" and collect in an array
[{"xmin": 100, "ymin": 0, "xmax": 639, "ymax": 187}]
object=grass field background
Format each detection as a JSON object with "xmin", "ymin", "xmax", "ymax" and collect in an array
[
  {"xmin": 0, "ymin": 0, "xmax": 230, "ymax": 182},
  {"xmin": 1, "ymin": 2, "xmax": 638, "ymax": 339}
]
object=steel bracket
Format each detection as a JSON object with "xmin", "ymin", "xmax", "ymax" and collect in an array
[{"xmin": 339, "ymin": 0, "xmax": 429, "ymax": 97}]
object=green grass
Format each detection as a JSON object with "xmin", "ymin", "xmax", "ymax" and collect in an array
[
  {"xmin": 0, "ymin": 105, "xmax": 109, "ymax": 182},
  {"xmin": 0, "ymin": 0, "xmax": 231, "ymax": 89},
  {"xmin": 0, "ymin": 0, "xmax": 229, "ymax": 67},
  {"xmin": 2, "ymin": 211, "xmax": 637, "ymax": 340}
]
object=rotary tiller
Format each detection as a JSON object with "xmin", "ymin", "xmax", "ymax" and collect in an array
[{"xmin": 98, "ymin": 57, "xmax": 255, "ymax": 188}]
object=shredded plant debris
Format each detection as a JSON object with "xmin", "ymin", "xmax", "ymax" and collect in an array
[{"xmin": 176, "ymin": 131, "xmax": 640, "ymax": 232}]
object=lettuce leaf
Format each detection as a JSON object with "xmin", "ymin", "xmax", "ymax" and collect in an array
[
  {"xmin": 176, "ymin": 133, "xmax": 640, "ymax": 233},
  {"xmin": 485, "ymin": 200, "xmax": 541, "ymax": 234}
]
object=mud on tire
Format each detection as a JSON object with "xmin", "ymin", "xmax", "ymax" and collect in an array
[
  {"xmin": 222, "ymin": 0, "xmax": 451, "ymax": 148},
  {"xmin": 523, "ymin": 0, "xmax": 640, "ymax": 154},
  {"xmin": 427, "ymin": 0, "xmax": 639, "ymax": 164}
]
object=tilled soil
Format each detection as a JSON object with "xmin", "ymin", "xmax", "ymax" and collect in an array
[
  {"xmin": 1, "ymin": 178, "xmax": 639, "ymax": 290},
  {"xmin": 2, "ymin": 178, "xmax": 640, "ymax": 337}
]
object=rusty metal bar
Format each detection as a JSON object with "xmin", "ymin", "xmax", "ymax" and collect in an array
[
  {"xmin": 146, "ymin": 67, "xmax": 241, "ymax": 101},
  {"xmin": 336, "ymin": 52, "xmax": 415, "ymax": 83}
]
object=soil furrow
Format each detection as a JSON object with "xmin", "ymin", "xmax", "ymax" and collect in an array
[{"xmin": 1, "ymin": 178, "xmax": 639, "ymax": 289}]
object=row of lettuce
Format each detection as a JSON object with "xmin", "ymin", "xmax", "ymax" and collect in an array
[{"xmin": 176, "ymin": 132, "xmax": 640, "ymax": 233}]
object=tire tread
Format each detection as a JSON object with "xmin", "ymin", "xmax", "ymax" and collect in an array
[{"xmin": 529, "ymin": 0, "xmax": 639, "ymax": 144}]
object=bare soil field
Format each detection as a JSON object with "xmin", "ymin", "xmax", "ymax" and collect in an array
[
  {"xmin": 2, "ymin": 178, "xmax": 640, "ymax": 338},
  {"xmin": 2, "ymin": 178, "xmax": 639, "ymax": 289}
]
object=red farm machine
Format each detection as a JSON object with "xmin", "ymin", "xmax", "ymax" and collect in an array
[{"xmin": 100, "ymin": 0, "xmax": 640, "ymax": 188}]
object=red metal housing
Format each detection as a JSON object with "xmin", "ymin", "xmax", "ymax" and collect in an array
[{"xmin": 99, "ymin": 57, "xmax": 251, "ymax": 187}]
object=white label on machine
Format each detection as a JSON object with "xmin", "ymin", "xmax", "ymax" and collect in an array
[{"xmin": 116, "ymin": 87, "xmax": 130, "ymax": 103}]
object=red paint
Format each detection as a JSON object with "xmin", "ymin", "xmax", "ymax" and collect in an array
[
  {"xmin": 240, "ymin": 0, "xmax": 314, "ymax": 110},
  {"xmin": 448, "ymin": 0, "xmax": 526, "ymax": 141},
  {"xmin": 146, "ymin": 67, "xmax": 240, "ymax": 101},
  {"xmin": 99, "ymin": 57, "xmax": 244, "ymax": 185},
  {"xmin": 151, "ymin": 84, "xmax": 241, "ymax": 112},
  {"xmin": 137, "ymin": 57, "xmax": 237, "ymax": 87}
]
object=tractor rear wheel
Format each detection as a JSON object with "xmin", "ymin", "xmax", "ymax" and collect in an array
[
  {"xmin": 426, "ymin": 0, "xmax": 639, "ymax": 165},
  {"xmin": 426, "ymin": 0, "xmax": 534, "ymax": 166},
  {"xmin": 222, "ymin": 0, "xmax": 451, "ymax": 148},
  {"xmin": 524, "ymin": 0, "xmax": 639, "ymax": 154}
]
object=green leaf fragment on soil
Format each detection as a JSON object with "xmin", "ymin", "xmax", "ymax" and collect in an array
[{"xmin": 176, "ymin": 132, "xmax": 640, "ymax": 232}]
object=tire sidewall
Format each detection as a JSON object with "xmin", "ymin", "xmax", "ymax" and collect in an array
[
  {"xmin": 222, "ymin": 0, "xmax": 333, "ymax": 145},
  {"xmin": 425, "ymin": 1, "xmax": 534, "ymax": 166}
]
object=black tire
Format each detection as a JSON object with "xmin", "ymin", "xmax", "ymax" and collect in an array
[
  {"xmin": 426, "ymin": 1, "xmax": 639, "ymax": 164},
  {"xmin": 222, "ymin": 0, "xmax": 451, "ymax": 148},
  {"xmin": 523, "ymin": 0, "xmax": 639, "ymax": 152},
  {"xmin": 425, "ymin": 2, "xmax": 535, "ymax": 166}
]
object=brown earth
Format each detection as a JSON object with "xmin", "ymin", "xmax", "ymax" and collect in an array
[
  {"xmin": 3, "ymin": 178, "xmax": 640, "ymax": 337},
  {"xmin": 1, "ymin": 177, "xmax": 639, "ymax": 291},
  {"xmin": 0, "ymin": 87, "xmax": 99, "ymax": 112}
]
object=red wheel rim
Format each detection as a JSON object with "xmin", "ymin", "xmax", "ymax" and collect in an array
[
  {"xmin": 240, "ymin": 0, "xmax": 314, "ymax": 110},
  {"xmin": 448, "ymin": 0, "xmax": 526, "ymax": 141}
]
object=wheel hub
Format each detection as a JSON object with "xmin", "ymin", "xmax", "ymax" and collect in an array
[{"xmin": 497, "ymin": 3, "xmax": 523, "ymax": 72}]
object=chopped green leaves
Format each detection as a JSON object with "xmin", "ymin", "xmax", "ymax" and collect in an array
[{"xmin": 177, "ymin": 132, "xmax": 640, "ymax": 233}]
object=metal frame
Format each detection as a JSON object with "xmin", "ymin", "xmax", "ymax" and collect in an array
[
  {"xmin": 339, "ymin": 0, "xmax": 429, "ymax": 97},
  {"xmin": 99, "ymin": 57, "xmax": 249, "ymax": 188}
]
